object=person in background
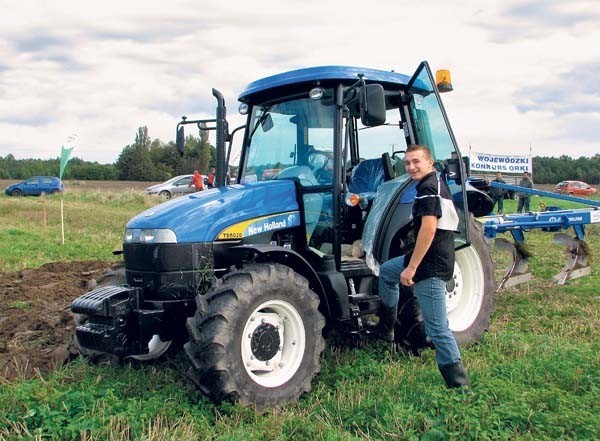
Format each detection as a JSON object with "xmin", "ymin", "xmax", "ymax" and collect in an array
[
  {"xmin": 190, "ymin": 170, "xmax": 204, "ymax": 192},
  {"xmin": 491, "ymin": 172, "xmax": 506, "ymax": 214},
  {"xmin": 207, "ymin": 167, "xmax": 216, "ymax": 188},
  {"xmin": 516, "ymin": 172, "xmax": 533, "ymax": 213},
  {"xmin": 373, "ymin": 144, "xmax": 469, "ymax": 389}
]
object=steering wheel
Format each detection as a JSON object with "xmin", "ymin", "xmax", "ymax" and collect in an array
[{"xmin": 313, "ymin": 154, "xmax": 333, "ymax": 184}]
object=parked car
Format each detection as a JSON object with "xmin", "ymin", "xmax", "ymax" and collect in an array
[
  {"xmin": 145, "ymin": 174, "xmax": 195, "ymax": 199},
  {"xmin": 554, "ymin": 180, "xmax": 598, "ymax": 196},
  {"xmin": 5, "ymin": 176, "xmax": 63, "ymax": 196}
]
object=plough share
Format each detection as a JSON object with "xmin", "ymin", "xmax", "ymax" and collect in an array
[{"xmin": 482, "ymin": 182, "xmax": 599, "ymax": 290}]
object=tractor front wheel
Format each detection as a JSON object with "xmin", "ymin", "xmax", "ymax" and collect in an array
[{"xmin": 184, "ymin": 263, "xmax": 326, "ymax": 410}]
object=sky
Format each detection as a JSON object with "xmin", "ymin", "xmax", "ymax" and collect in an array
[{"xmin": 0, "ymin": 0, "xmax": 599, "ymax": 164}]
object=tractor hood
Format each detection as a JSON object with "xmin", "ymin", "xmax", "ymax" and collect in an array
[{"xmin": 127, "ymin": 180, "xmax": 300, "ymax": 243}]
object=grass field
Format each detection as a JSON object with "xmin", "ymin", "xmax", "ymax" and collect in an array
[{"xmin": 0, "ymin": 187, "xmax": 599, "ymax": 440}]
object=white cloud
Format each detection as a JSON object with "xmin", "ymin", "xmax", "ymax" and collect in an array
[{"xmin": 0, "ymin": 0, "xmax": 598, "ymax": 163}]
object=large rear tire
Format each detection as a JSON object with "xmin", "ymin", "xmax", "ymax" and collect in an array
[
  {"xmin": 446, "ymin": 216, "xmax": 495, "ymax": 345},
  {"xmin": 184, "ymin": 263, "xmax": 326, "ymax": 410},
  {"xmin": 395, "ymin": 216, "xmax": 495, "ymax": 352}
]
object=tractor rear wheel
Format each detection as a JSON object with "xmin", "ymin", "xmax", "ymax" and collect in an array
[
  {"xmin": 446, "ymin": 215, "xmax": 495, "ymax": 345},
  {"xmin": 395, "ymin": 215, "xmax": 495, "ymax": 352},
  {"xmin": 184, "ymin": 263, "xmax": 326, "ymax": 410}
]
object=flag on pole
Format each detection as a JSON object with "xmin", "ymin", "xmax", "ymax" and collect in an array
[{"xmin": 59, "ymin": 134, "xmax": 77, "ymax": 179}]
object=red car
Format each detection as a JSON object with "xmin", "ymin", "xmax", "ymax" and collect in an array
[{"xmin": 554, "ymin": 180, "xmax": 598, "ymax": 196}]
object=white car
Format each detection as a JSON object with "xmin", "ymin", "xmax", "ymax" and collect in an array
[{"xmin": 145, "ymin": 175, "xmax": 194, "ymax": 199}]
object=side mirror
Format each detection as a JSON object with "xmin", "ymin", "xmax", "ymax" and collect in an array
[
  {"xmin": 360, "ymin": 84, "xmax": 386, "ymax": 127},
  {"xmin": 176, "ymin": 126, "xmax": 185, "ymax": 155},
  {"xmin": 261, "ymin": 113, "xmax": 274, "ymax": 132}
]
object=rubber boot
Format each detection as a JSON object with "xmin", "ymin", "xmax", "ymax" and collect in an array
[
  {"xmin": 438, "ymin": 361, "xmax": 470, "ymax": 388},
  {"xmin": 369, "ymin": 304, "xmax": 398, "ymax": 342}
]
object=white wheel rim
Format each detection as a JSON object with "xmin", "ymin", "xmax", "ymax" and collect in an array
[
  {"xmin": 129, "ymin": 334, "xmax": 172, "ymax": 361},
  {"xmin": 446, "ymin": 246, "xmax": 485, "ymax": 332},
  {"xmin": 241, "ymin": 299, "xmax": 305, "ymax": 388}
]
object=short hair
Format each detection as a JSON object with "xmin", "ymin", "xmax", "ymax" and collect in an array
[{"xmin": 406, "ymin": 144, "xmax": 432, "ymax": 159}]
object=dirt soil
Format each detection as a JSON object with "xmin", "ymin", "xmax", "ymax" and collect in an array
[{"xmin": 0, "ymin": 260, "xmax": 116, "ymax": 381}]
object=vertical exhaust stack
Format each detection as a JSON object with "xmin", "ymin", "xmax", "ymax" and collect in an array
[{"xmin": 212, "ymin": 89, "xmax": 227, "ymax": 187}]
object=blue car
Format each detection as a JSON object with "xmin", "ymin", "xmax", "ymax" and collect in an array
[{"xmin": 5, "ymin": 176, "xmax": 64, "ymax": 196}]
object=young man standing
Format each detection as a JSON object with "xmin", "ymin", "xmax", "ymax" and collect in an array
[
  {"xmin": 207, "ymin": 167, "xmax": 216, "ymax": 188},
  {"xmin": 491, "ymin": 172, "xmax": 506, "ymax": 214},
  {"xmin": 374, "ymin": 144, "xmax": 469, "ymax": 388},
  {"xmin": 190, "ymin": 170, "xmax": 204, "ymax": 192},
  {"xmin": 516, "ymin": 172, "xmax": 533, "ymax": 213}
]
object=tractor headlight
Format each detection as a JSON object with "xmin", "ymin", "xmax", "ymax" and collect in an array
[{"xmin": 123, "ymin": 228, "xmax": 177, "ymax": 244}]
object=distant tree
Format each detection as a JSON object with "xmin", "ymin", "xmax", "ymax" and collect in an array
[{"xmin": 115, "ymin": 126, "xmax": 159, "ymax": 181}]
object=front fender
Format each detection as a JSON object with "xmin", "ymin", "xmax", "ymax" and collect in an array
[{"xmin": 229, "ymin": 244, "xmax": 331, "ymax": 317}]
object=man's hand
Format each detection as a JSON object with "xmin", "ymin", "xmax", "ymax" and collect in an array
[{"xmin": 401, "ymin": 266, "xmax": 416, "ymax": 286}]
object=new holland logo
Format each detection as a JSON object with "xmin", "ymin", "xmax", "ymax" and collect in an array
[{"xmin": 217, "ymin": 211, "xmax": 301, "ymax": 240}]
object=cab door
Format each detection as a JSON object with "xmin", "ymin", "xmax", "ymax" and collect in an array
[{"xmin": 406, "ymin": 61, "xmax": 470, "ymax": 246}]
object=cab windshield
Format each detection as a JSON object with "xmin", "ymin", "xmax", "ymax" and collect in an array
[{"xmin": 242, "ymin": 95, "xmax": 335, "ymax": 186}]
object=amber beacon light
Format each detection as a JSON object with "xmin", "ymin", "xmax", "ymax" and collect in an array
[{"xmin": 436, "ymin": 69, "xmax": 453, "ymax": 93}]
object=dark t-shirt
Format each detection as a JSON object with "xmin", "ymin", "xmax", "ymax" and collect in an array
[{"xmin": 404, "ymin": 171, "xmax": 455, "ymax": 282}]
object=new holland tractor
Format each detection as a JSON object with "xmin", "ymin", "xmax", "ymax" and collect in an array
[{"xmin": 71, "ymin": 61, "xmax": 495, "ymax": 409}]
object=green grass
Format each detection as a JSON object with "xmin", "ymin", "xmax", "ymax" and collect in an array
[
  {"xmin": 493, "ymin": 192, "xmax": 600, "ymax": 214},
  {"xmin": 0, "ymin": 190, "xmax": 599, "ymax": 439},
  {"xmin": 0, "ymin": 190, "xmax": 157, "ymax": 271}
]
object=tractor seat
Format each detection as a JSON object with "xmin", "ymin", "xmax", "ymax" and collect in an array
[{"xmin": 348, "ymin": 158, "xmax": 386, "ymax": 199}]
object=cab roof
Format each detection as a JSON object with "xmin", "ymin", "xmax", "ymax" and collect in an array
[{"xmin": 239, "ymin": 66, "xmax": 411, "ymax": 101}]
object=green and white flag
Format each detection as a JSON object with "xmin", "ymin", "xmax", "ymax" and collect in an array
[{"xmin": 59, "ymin": 134, "xmax": 77, "ymax": 179}]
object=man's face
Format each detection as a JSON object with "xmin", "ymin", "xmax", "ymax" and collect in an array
[{"xmin": 405, "ymin": 149, "xmax": 434, "ymax": 181}]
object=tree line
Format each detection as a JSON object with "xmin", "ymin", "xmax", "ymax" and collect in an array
[
  {"xmin": 1, "ymin": 129, "xmax": 599, "ymax": 184},
  {"xmin": 531, "ymin": 155, "xmax": 600, "ymax": 185},
  {"xmin": 0, "ymin": 126, "xmax": 216, "ymax": 182}
]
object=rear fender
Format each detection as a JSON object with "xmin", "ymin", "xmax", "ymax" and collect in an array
[{"xmin": 464, "ymin": 183, "xmax": 494, "ymax": 217}]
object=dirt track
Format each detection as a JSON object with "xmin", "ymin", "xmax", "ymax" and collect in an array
[{"xmin": 0, "ymin": 261, "xmax": 115, "ymax": 381}]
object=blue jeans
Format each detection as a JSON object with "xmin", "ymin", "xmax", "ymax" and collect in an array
[{"xmin": 379, "ymin": 255, "xmax": 462, "ymax": 367}]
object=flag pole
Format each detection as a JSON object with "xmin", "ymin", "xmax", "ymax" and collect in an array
[
  {"xmin": 59, "ymin": 134, "xmax": 77, "ymax": 245},
  {"xmin": 60, "ymin": 199, "xmax": 65, "ymax": 244},
  {"xmin": 529, "ymin": 143, "xmax": 533, "ymax": 178}
]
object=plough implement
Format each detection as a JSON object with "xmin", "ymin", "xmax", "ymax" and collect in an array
[{"xmin": 482, "ymin": 182, "xmax": 600, "ymax": 290}]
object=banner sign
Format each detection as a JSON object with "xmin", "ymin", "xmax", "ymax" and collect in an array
[
  {"xmin": 59, "ymin": 134, "xmax": 78, "ymax": 179},
  {"xmin": 469, "ymin": 151, "xmax": 532, "ymax": 174}
]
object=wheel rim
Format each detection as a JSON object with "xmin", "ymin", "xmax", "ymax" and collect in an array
[
  {"xmin": 129, "ymin": 335, "xmax": 172, "ymax": 361},
  {"xmin": 241, "ymin": 299, "xmax": 305, "ymax": 388},
  {"xmin": 446, "ymin": 246, "xmax": 485, "ymax": 332},
  {"xmin": 159, "ymin": 191, "xmax": 171, "ymax": 199}
]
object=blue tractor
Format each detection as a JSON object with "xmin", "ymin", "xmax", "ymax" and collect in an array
[{"xmin": 72, "ymin": 62, "xmax": 495, "ymax": 409}]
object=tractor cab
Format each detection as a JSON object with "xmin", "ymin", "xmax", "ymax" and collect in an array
[{"xmin": 230, "ymin": 63, "xmax": 483, "ymax": 276}]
